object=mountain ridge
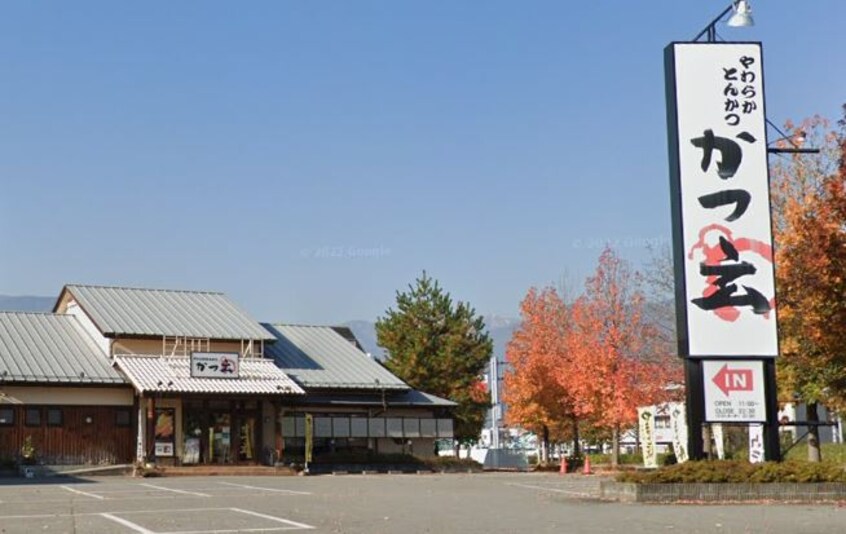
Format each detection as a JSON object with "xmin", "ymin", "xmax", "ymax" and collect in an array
[{"xmin": 0, "ymin": 295, "xmax": 56, "ymax": 313}]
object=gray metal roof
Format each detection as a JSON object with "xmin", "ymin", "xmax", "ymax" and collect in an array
[
  {"xmin": 0, "ymin": 312, "xmax": 126, "ymax": 385},
  {"xmin": 263, "ymin": 324, "xmax": 408, "ymax": 390},
  {"xmin": 293, "ymin": 389, "xmax": 457, "ymax": 407},
  {"xmin": 60, "ymin": 285, "xmax": 275, "ymax": 341},
  {"xmin": 392, "ymin": 389, "xmax": 457, "ymax": 407}
]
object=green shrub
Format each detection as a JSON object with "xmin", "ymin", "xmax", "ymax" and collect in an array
[
  {"xmin": 625, "ymin": 453, "xmax": 645, "ymax": 465},
  {"xmin": 582, "ymin": 452, "xmax": 684, "ymax": 467},
  {"xmin": 661, "ymin": 453, "xmax": 677, "ymax": 466},
  {"xmin": 531, "ymin": 456, "xmax": 584, "ymax": 472},
  {"xmin": 423, "ymin": 456, "xmax": 483, "ymax": 471},
  {"xmin": 616, "ymin": 460, "xmax": 846, "ymax": 484},
  {"xmin": 533, "ymin": 462, "xmax": 560, "ymax": 472},
  {"xmin": 20, "ymin": 436, "xmax": 36, "ymax": 465},
  {"xmin": 585, "ymin": 453, "xmax": 643, "ymax": 465}
]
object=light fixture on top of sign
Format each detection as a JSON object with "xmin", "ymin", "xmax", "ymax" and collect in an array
[
  {"xmin": 694, "ymin": 1, "xmax": 754, "ymax": 42},
  {"xmin": 696, "ymin": 1, "xmax": 820, "ymax": 160},
  {"xmin": 727, "ymin": 1, "xmax": 754, "ymax": 28},
  {"xmin": 769, "ymin": 129, "xmax": 804, "ymax": 147},
  {"xmin": 766, "ymin": 122, "xmax": 822, "ymax": 155}
]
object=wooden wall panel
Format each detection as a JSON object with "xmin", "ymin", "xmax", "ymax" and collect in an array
[{"xmin": 0, "ymin": 406, "xmax": 134, "ymax": 465}]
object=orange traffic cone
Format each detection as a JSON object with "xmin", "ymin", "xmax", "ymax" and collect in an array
[
  {"xmin": 583, "ymin": 455, "xmax": 592, "ymax": 475},
  {"xmin": 559, "ymin": 456, "xmax": 567, "ymax": 475}
]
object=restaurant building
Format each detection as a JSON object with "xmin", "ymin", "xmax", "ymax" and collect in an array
[
  {"xmin": 0, "ymin": 284, "xmax": 454, "ymax": 468},
  {"xmin": 265, "ymin": 324, "xmax": 455, "ymax": 460},
  {"xmin": 0, "ymin": 312, "xmax": 134, "ymax": 465}
]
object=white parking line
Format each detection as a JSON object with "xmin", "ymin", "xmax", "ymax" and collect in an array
[
  {"xmin": 0, "ymin": 508, "xmax": 223, "ymax": 520},
  {"xmin": 230, "ymin": 508, "xmax": 315, "ymax": 530},
  {"xmin": 0, "ymin": 512, "xmax": 67, "ymax": 520},
  {"xmin": 157, "ymin": 529, "xmax": 299, "ymax": 533},
  {"xmin": 217, "ymin": 481, "xmax": 311, "ymax": 495},
  {"xmin": 158, "ymin": 528, "xmax": 309, "ymax": 534},
  {"xmin": 0, "ymin": 506, "xmax": 315, "ymax": 533},
  {"xmin": 104, "ymin": 507, "xmax": 224, "ymax": 515},
  {"xmin": 100, "ymin": 512, "xmax": 156, "ymax": 534},
  {"xmin": 506, "ymin": 482, "xmax": 594, "ymax": 497},
  {"xmin": 60, "ymin": 485, "xmax": 106, "ymax": 500},
  {"xmin": 89, "ymin": 487, "xmax": 222, "ymax": 494},
  {"xmin": 0, "ymin": 495, "xmax": 221, "ymax": 506},
  {"xmin": 139, "ymin": 483, "xmax": 211, "ymax": 497}
]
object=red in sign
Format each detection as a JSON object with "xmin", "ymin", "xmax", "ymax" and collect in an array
[{"xmin": 712, "ymin": 364, "xmax": 753, "ymax": 396}]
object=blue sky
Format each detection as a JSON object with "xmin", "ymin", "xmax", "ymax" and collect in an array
[{"xmin": 1, "ymin": 1, "xmax": 844, "ymax": 324}]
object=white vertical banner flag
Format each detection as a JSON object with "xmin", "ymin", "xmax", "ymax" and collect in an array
[
  {"xmin": 748, "ymin": 423, "xmax": 765, "ymax": 463},
  {"xmin": 669, "ymin": 402, "xmax": 689, "ymax": 463},
  {"xmin": 712, "ymin": 423, "xmax": 726, "ymax": 460},
  {"xmin": 638, "ymin": 407, "xmax": 658, "ymax": 468},
  {"xmin": 137, "ymin": 403, "xmax": 146, "ymax": 463}
]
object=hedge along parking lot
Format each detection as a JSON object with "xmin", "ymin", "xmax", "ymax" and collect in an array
[
  {"xmin": 616, "ymin": 460, "xmax": 846, "ymax": 484},
  {"xmin": 0, "ymin": 473, "xmax": 846, "ymax": 534}
]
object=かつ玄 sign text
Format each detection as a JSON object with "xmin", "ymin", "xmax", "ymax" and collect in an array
[{"xmin": 191, "ymin": 352, "xmax": 240, "ymax": 379}]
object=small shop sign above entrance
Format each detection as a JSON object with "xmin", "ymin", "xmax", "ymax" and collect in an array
[{"xmin": 191, "ymin": 352, "xmax": 240, "ymax": 378}]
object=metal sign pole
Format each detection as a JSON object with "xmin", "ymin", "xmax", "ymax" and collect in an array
[
  {"xmin": 665, "ymin": 41, "xmax": 780, "ymax": 462},
  {"xmin": 763, "ymin": 359, "xmax": 781, "ymax": 461},
  {"xmin": 685, "ymin": 358, "xmax": 706, "ymax": 460}
]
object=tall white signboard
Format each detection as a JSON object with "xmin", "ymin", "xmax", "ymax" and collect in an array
[{"xmin": 665, "ymin": 43, "xmax": 777, "ymax": 358}]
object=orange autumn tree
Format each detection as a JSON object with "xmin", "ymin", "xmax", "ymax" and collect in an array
[
  {"xmin": 566, "ymin": 247, "xmax": 679, "ymax": 466},
  {"xmin": 503, "ymin": 287, "xmax": 579, "ymax": 463},
  {"xmin": 770, "ymin": 113, "xmax": 846, "ymax": 462}
]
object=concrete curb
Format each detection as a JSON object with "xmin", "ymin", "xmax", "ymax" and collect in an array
[{"xmin": 600, "ymin": 481, "xmax": 846, "ymax": 503}]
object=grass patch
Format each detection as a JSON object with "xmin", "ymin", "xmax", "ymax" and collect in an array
[
  {"xmin": 585, "ymin": 452, "xmax": 678, "ymax": 466},
  {"xmin": 782, "ymin": 442, "xmax": 846, "ymax": 464}
]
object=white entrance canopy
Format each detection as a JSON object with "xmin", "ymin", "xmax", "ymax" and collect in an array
[{"xmin": 114, "ymin": 355, "xmax": 304, "ymax": 396}]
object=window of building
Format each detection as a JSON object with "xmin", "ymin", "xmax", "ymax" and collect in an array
[
  {"xmin": 116, "ymin": 409, "xmax": 131, "ymax": 427},
  {"xmin": 47, "ymin": 408, "xmax": 63, "ymax": 427},
  {"xmin": 283, "ymin": 437, "xmax": 305, "ymax": 460},
  {"xmin": 0, "ymin": 408, "xmax": 14, "ymax": 426},
  {"xmin": 25, "ymin": 408, "xmax": 41, "ymax": 427}
]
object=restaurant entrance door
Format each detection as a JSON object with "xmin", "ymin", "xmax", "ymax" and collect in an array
[
  {"xmin": 210, "ymin": 411, "xmax": 232, "ymax": 463},
  {"xmin": 182, "ymin": 399, "xmax": 261, "ymax": 465}
]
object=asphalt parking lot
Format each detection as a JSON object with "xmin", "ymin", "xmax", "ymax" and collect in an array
[{"xmin": 0, "ymin": 472, "xmax": 844, "ymax": 533}]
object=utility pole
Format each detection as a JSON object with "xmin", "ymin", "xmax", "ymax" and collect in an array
[{"xmin": 490, "ymin": 356, "xmax": 500, "ymax": 450}]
